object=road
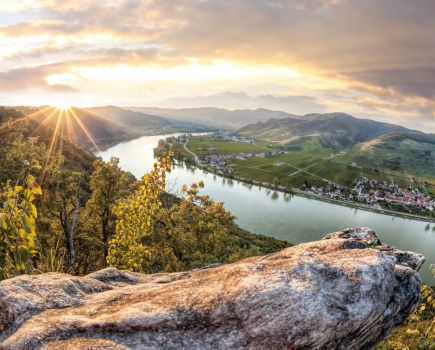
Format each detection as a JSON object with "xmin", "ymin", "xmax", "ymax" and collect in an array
[{"xmin": 183, "ymin": 139, "xmax": 201, "ymax": 163}]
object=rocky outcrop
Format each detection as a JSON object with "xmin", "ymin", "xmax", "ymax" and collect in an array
[{"xmin": 0, "ymin": 227, "xmax": 424, "ymax": 350}]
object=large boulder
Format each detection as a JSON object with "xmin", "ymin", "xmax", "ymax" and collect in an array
[{"xmin": 0, "ymin": 227, "xmax": 424, "ymax": 350}]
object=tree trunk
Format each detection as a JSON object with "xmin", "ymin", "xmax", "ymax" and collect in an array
[
  {"xmin": 64, "ymin": 224, "xmax": 75, "ymax": 271},
  {"xmin": 64, "ymin": 193, "xmax": 79, "ymax": 272},
  {"xmin": 102, "ymin": 209, "xmax": 110, "ymax": 266}
]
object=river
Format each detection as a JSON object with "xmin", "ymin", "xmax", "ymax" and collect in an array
[{"xmin": 98, "ymin": 134, "xmax": 435, "ymax": 284}]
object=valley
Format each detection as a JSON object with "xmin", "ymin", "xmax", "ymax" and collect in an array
[
  {"xmin": 100, "ymin": 133, "xmax": 435, "ymax": 285},
  {"xmin": 1, "ymin": 104, "xmax": 434, "ymax": 349},
  {"xmin": 168, "ymin": 129, "xmax": 435, "ymax": 219}
]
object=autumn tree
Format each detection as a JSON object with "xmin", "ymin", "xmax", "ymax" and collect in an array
[
  {"xmin": 0, "ymin": 162, "xmax": 42, "ymax": 279},
  {"xmin": 149, "ymin": 181, "xmax": 235, "ymax": 272},
  {"xmin": 85, "ymin": 157, "xmax": 134, "ymax": 265},
  {"xmin": 107, "ymin": 156, "xmax": 171, "ymax": 271},
  {"xmin": 107, "ymin": 153, "xmax": 240, "ymax": 273}
]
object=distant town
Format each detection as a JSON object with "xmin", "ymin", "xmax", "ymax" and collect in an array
[
  {"xmin": 306, "ymin": 177, "xmax": 434, "ymax": 216},
  {"xmin": 158, "ymin": 132, "xmax": 434, "ymax": 218}
]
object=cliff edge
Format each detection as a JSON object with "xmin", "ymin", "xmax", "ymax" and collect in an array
[{"xmin": 0, "ymin": 227, "xmax": 425, "ymax": 350}]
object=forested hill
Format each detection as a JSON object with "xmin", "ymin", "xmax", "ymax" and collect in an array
[
  {"xmin": 0, "ymin": 106, "xmax": 96, "ymax": 177},
  {"xmin": 86, "ymin": 106, "xmax": 171, "ymax": 132},
  {"xmin": 1, "ymin": 105, "xmax": 211, "ymax": 152}
]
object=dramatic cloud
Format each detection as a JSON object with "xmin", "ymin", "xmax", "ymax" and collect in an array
[{"xmin": 0, "ymin": 0, "xmax": 434, "ymax": 131}]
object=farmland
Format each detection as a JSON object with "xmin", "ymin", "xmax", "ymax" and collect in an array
[{"xmin": 171, "ymin": 134, "xmax": 435, "ymax": 195}]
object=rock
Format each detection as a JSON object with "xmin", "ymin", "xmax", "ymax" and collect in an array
[{"xmin": 0, "ymin": 228, "xmax": 424, "ymax": 350}]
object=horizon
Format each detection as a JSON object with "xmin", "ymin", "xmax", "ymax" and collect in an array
[{"xmin": 1, "ymin": 1, "xmax": 434, "ymax": 132}]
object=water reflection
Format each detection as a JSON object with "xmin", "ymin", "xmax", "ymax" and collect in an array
[{"xmin": 271, "ymin": 191, "xmax": 279, "ymax": 201}]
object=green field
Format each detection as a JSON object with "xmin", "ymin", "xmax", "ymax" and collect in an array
[
  {"xmin": 174, "ymin": 136, "xmax": 269, "ymax": 158},
  {"xmin": 173, "ymin": 135, "xmax": 435, "ymax": 195}
]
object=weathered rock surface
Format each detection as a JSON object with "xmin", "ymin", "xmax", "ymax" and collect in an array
[{"xmin": 0, "ymin": 227, "xmax": 424, "ymax": 350}]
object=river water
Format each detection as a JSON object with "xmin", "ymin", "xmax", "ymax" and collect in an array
[{"xmin": 98, "ymin": 134, "xmax": 435, "ymax": 284}]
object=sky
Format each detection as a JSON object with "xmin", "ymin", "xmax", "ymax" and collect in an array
[{"xmin": 0, "ymin": 0, "xmax": 434, "ymax": 131}]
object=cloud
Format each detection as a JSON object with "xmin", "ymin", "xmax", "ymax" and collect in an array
[
  {"xmin": 0, "ymin": 64, "xmax": 76, "ymax": 92},
  {"xmin": 0, "ymin": 0, "xmax": 434, "ymax": 130}
]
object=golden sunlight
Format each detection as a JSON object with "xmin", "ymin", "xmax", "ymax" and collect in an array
[{"xmin": 52, "ymin": 102, "xmax": 72, "ymax": 110}]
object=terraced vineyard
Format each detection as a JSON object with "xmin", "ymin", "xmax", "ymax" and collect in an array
[{"xmin": 172, "ymin": 134, "xmax": 435, "ymax": 195}]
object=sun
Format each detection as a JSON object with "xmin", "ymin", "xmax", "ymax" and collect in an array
[{"xmin": 52, "ymin": 101, "xmax": 72, "ymax": 110}]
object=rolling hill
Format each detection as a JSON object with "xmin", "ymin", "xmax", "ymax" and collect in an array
[
  {"xmin": 2, "ymin": 105, "xmax": 211, "ymax": 151},
  {"xmin": 86, "ymin": 106, "xmax": 171, "ymax": 134},
  {"xmin": 0, "ymin": 106, "xmax": 96, "ymax": 175},
  {"xmin": 21, "ymin": 106, "xmax": 137, "ymax": 150},
  {"xmin": 128, "ymin": 107, "xmax": 297, "ymax": 129},
  {"xmin": 239, "ymin": 113, "xmax": 409, "ymax": 149},
  {"xmin": 335, "ymin": 131, "xmax": 435, "ymax": 180},
  {"xmin": 236, "ymin": 112, "xmax": 435, "ymax": 192}
]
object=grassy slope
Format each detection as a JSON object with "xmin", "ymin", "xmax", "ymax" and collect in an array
[
  {"xmin": 174, "ymin": 134, "xmax": 435, "ymax": 195},
  {"xmin": 182, "ymin": 136, "xmax": 270, "ymax": 158}
]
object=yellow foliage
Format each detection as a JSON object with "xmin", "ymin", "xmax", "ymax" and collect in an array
[
  {"xmin": 106, "ymin": 155, "xmax": 171, "ymax": 271},
  {"xmin": 0, "ymin": 164, "xmax": 42, "ymax": 279}
]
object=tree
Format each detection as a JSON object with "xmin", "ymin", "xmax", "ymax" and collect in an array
[
  {"xmin": 85, "ymin": 157, "xmax": 133, "ymax": 265},
  {"xmin": 0, "ymin": 130, "xmax": 46, "ymax": 183},
  {"xmin": 107, "ymin": 154, "xmax": 241, "ymax": 273},
  {"xmin": 150, "ymin": 181, "xmax": 235, "ymax": 272},
  {"xmin": 107, "ymin": 156, "xmax": 171, "ymax": 271},
  {"xmin": 0, "ymin": 162, "xmax": 42, "ymax": 279},
  {"xmin": 42, "ymin": 158, "xmax": 84, "ymax": 272}
]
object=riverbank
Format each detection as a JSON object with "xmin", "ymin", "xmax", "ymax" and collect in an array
[
  {"xmin": 183, "ymin": 160, "xmax": 435, "ymax": 223},
  {"xmin": 99, "ymin": 133, "xmax": 435, "ymax": 285},
  {"xmin": 171, "ymin": 136, "xmax": 434, "ymax": 223}
]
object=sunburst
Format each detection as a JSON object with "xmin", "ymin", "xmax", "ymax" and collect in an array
[
  {"xmin": 18, "ymin": 105, "xmax": 102, "ymax": 182},
  {"xmin": 52, "ymin": 101, "xmax": 71, "ymax": 110}
]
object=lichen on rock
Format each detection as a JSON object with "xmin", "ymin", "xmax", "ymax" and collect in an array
[{"xmin": 0, "ymin": 227, "xmax": 425, "ymax": 350}]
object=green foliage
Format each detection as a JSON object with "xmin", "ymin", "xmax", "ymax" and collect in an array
[
  {"xmin": 84, "ymin": 157, "xmax": 134, "ymax": 269},
  {"xmin": 149, "ymin": 181, "xmax": 235, "ymax": 272},
  {"xmin": 107, "ymin": 156, "xmax": 171, "ymax": 271},
  {"xmin": 0, "ymin": 131, "xmax": 47, "ymax": 183},
  {"xmin": 0, "ymin": 163, "xmax": 42, "ymax": 279}
]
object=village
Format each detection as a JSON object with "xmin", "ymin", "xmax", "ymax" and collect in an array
[
  {"xmin": 306, "ymin": 176, "xmax": 434, "ymax": 214},
  {"xmin": 168, "ymin": 133, "xmax": 434, "ymax": 218}
]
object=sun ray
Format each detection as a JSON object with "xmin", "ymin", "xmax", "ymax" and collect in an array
[
  {"xmin": 64, "ymin": 108, "xmax": 75, "ymax": 145},
  {"xmin": 0, "ymin": 106, "xmax": 52, "ymax": 131},
  {"xmin": 68, "ymin": 108, "xmax": 100, "ymax": 152},
  {"xmin": 24, "ymin": 106, "xmax": 53, "ymax": 121},
  {"xmin": 58, "ymin": 111, "xmax": 65, "ymax": 155},
  {"xmin": 30, "ymin": 107, "xmax": 59, "ymax": 135},
  {"xmin": 41, "ymin": 108, "xmax": 64, "ymax": 184},
  {"xmin": 47, "ymin": 109, "xmax": 63, "ymax": 158}
]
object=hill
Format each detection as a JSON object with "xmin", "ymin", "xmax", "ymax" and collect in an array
[
  {"xmin": 8, "ymin": 106, "xmax": 137, "ymax": 151},
  {"xmin": 86, "ymin": 106, "xmax": 171, "ymax": 134},
  {"xmin": 239, "ymin": 112, "xmax": 409, "ymax": 149},
  {"xmin": 238, "ymin": 113, "xmax": 435, "ymax": 182},
  {"xmin": 128, "ymin": 106, "xmax": 298, "ymax": 129},
  {"xmin": 335, "ymin": 131, "xmax": 435, "ymax": 180},
  {"xmin": 2, "ymin": 105, "xmax": 212, "ymax": 151}
]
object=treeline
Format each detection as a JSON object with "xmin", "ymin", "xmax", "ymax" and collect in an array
[{"xmin": 0, "ymin": 113, "xmax": 289, "ymax": 279}]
